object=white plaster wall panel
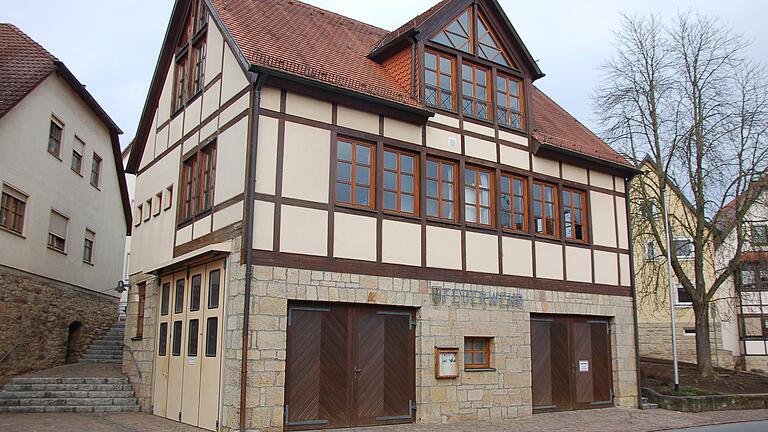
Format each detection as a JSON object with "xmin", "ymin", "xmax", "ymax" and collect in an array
[
  {"xmin": 619, "ymin": 253, "xmax": 631, "ymax": 287},
  {"xmin": 285, "ymin": 92, "xmax": 332, "ymax": 124},
  {"xmin": 502, "ymin": 237, "xmax": 532, "ymax": 277},
  {"xmin": 201, "ymin": 81, "xmax": 221, "ymax": 121},
  {"xmin": 261, "ymin": 86, "xmax": 281, "ymax": 111},
  {"xmin": 499, "ymin": 146, "xmax": 529, "ymax": 170},
  {"xmin": 157, "ymin": 68, "xmax": 174, "ymax": 125},
  {"xmin": 382, "ymin": 220, "xmax": 421, "ymax": 266},
  {"xmin": 255, "ymin": 115, "xmax": 279, "ymax": 195},
  {"xmin": 465, "ymin": 136, "xmax": 497, "ymax": 162},
  {"xmin": 465, "ymin": 232, "xmax": 499, "ymax": 274},
  {"xmin": 182, "ymin": 131, "xmax": 200, "ymax": 155},
  {"xmin": 384, "ymin": 117, "xmax": 421, "ymax": 144},
  {"xmin": 614, "ymin": 176, "xmax": 626, "ymax": 193},
  {"xmin": 282, "ymin": 122, "xmax": 330, "ymax": 203},
  {"xmin": 535, "ymin": 242, "xmax": 563, "ymax": 280},
  {"xmin": 199, "ymin": 116, "xmax": 218, "ymax": 142},
  {"xmin": 213, "ymin": 117, "xmax": 248, "ymax": 205},
  {"xmin": 337, "ymin": 105, "xmax": 378, "ymax": 134},
  {"xmin": 532, "ymin": 155, "xmax": 559, "ymax": 178},
  {"xmin": 590, "ymin": 170, "xmax": 614, "ymax": 190},
  {"xmin": 334, "ymin": 213, "xmax": 376, "ymax": 261},
  {"xmin": 594, "ymin": 250, "xmax": 619, "ymax": 286},
  {"xmin": 193, "ymin": 215, "xmax": 212, "ymax": 239},
  {"xmin": 213, "ymin": 201, "xmax": 243, "ymax": 231},
  {"xmin": 426, "ymin": 126, "xmax": 461, "ymax": 154},
  {"xmin": 147, "ymin": 111, "xmax": 159, "ymax": 159},
  {"xmin": 0, "ymin": 74, "xmax": 127, "ymax": 291},
  {"xmin": 183, "ymin": 96, "xmax": 202, "ymax": 135},
  {"xmin": 280, "ymin": 205, "xmax": 327, "ymax": 256},
  {"xmin": 590, "ymin": 191, "xmax": 617, "ymax": 247},
  {"xmin": 565, "ymin": 246, "xmax": 592, "ymax": 283},
  {"xmin": 204, "ymin": 19, "xmax": 224, "ymax": 86},
  {"xmin": 169, "ymin": 113, "xmax": 183, "ymax": 148},
  {"xmin": 140, "ymin": 132, "xmax": 156, "ymax": 171},
  {"xmin": 219, "ymin": 92, "xmax": 249, "ymax": 127},
  {"xmin": 175, "ymin": 224, "xmax": 193, "ymax": 246},
  {"xmin": 220, "ymin": 43, "xmax": 248, "ymax": 104},
  {"xmin": 561, "ymin": 163, "xmax": 588, "ymax": 184},
  {"xmin": 463, "ymin": 120, "xmax": 495, "ymax": 138},
  {"xmin": 745, "ymin": 341, "xmax": 767, "ymax": 355},
  {"xmin": 499, "ymin": 130, "xmax": 528, "ymax": 146},
  {"xmin": 616, "ymin": 197, "xmax": 629, "ymax": 249},
  {"xmin": 429, "ymin": 113, "xmax": 460, "ymax": 128},
  {"xmin": 155, "ymin": 124, "xmax": 170, "ymax": 158},
  {"xmin": 252, "ymin": 200, "xmax": 274, "ymax": 250},
  {"xmin": 426, "ymin": 226, "xmax": 461, "ymax": 270}
]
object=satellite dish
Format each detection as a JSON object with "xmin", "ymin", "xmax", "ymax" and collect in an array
[{"xmin": 115, "ymin": 279, "xmax": 130, "ymax": 294}]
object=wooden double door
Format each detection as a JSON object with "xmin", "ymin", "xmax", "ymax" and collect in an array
[
  {"xmin": 152, "ymin": 260, "xmax": 225, "ymax": 431},
  {"xmin": 530, "ymin": 315, "xmax": 613, "ymax": 413},
  {"xmin": 284, "ymin": 302, "xmax": 416, "ymax": 430}
]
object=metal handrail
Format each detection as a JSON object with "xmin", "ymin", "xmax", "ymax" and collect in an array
[
  {"xmin": 0, "ymin": 342, "xmax": 20, "ymax": 365},
  {"xmin": 123, "ymin": 344, "xmax": 142, "ymax": 380}
]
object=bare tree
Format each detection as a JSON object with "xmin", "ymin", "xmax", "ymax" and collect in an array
[{"xmin": 595, "ymin": 11, "xmax": 768, "ymax": 377}]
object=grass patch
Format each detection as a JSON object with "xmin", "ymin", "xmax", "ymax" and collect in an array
[{"xmin": 657, "ymin": 385, "xmax": 717, "ymax": 396}]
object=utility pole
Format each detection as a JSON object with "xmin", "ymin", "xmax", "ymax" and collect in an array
[{"xmin": 661, "ymin": 186, "xmax": 680, "ymax": 393}]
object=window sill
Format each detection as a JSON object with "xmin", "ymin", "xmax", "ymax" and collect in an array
[
  {"xmin": 48, "ymin": 150, "xmax": 62, "ymax": 161},
  {"xmin": 130, "ymin": 336, "xmax": 143, "ymax": 342},
  {"xmin": 426, "ymin": 217, "xmax": 460, "ymax": 227},
  {"xmin": 564, "ymin": 238, "xmax": 591, "ymax": 247},
  {"xmin": 534, "ymin": 233, "xmax": 561, "ymax": 242},
  {"xmin": 498, "ymin": 124, "xmax": 527, "ymax": 136},
  {"xmin": 674, "ymin": 303, "xmax": 693, "ymax": 308},
  {"xmin": 383, "ymin": 210, "xmax": 420, "ymax": 222},
  {"xmin": 425, "ymin": 103, "xmax": 458, "ymax": 118},
  {"xmin": 335, "ymin": 203, "xmax": 376, "ymax": 215},
  {"xmin": 465, "ymin": 222, "xmax": 495, "ymax": 231},
  {"xmin": 464, "ymin": 367, "xmax": 496, "ymax": 373},
  {"xmin": 83, "ymin": 260, "xmax": 94, "ymax": 266},
  {"xmin": 0, "ymin": 226, "xmax": 25, "ymax": 239},
  {"xmin": 47, "ymin": 245, "xmax": 67, "ymax": 255},
  {"xmin": 463, "ymin": 116, "xmax": 495, "ymax": 128},
  {"xmin": 71, "ymin": 168, "xmax": 83, "ymax": 177},
  {"xmin": 90, "ymin": 183, "xmax": 101, "ymax": 191}
]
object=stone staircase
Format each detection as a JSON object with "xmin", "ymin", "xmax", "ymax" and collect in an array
[
  {"xmin": 0, "ymin": 318, "xmax": 139, "ymax": 413},
  {"xmin": 80, "ymin": 318, "xmax": 125, "ymax": 364}
]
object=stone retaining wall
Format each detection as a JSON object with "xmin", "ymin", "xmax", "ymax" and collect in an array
[
  {"xmin": 642, "ymin": 387, "xmax": 768, "ymax": 412},
  {"xmin": 0, "ymin": 264, "xmax": 118, "ymax": 380}
]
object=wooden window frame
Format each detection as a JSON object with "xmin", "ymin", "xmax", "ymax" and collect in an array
[
  {"xmin": 464, "ymin": 165, "xmax": 494, "ymax": 227},
  {"xmin": 500, "ymin": 173, "xmax": 527, "ymax": 232},
  {"xmin": 496, "ymin": 73, "xmax": 524, "ymax": 130},
  {"xmin": 464, "ymin": 336, "xmax": 491, "ymax": 370},
  {"xmin": 431, "ymin": 8, "xmax": 473, "ymax": 54},
  {"xmin": 532, "ymin": 181, "xmax": 559, "ymax": 238},
  {"xmin": 461, "ymin": 62, "xmax": 491, "ymax": 121},
  {"xmin": 562, "ymin": 187, "xmax": 588, "ymax": 242},
  {"xmin": 424, "ymin": 50, "xmax": 456, "ymax": 111},
  {"xmin": 71, "ymin": 137, "xmax": 85, "ymax": 175},
  {"xmin": 180, "ymin": 154, "xmax": 197, "ymax": 222},
  {"xmin": 172, "ymin": 0, "xmax": 208, "ymax": 115},
  {"xmin": 476, "ymin": 12, "xmax": 512, "ymax": 67},
  {"xmin": 47, "ymin": 210, "xmax": 68, "ymax": 253},
  {"xmin": 172, "ymin": 54, "xmax": 188, "ymax": 113},
  {"xmin": 435, "ymin": 347, "xmax": 459, "ymax": 379},
  {"xmin": 90, "ymin": 153, "xmax": 102, "ymax": 189},
  {"xmin": 335, "ymin": 138, "xmax": 375, "ymax": 210},
  {"xmin": 47, "ymin": 117, "xmax": 63, "ymax": 158},
  {"xmin": 0, "ymin": 186, "xmax": 27, "ymax": 235},
  {"xmin": 82, "ymin": 229, "xmax": 95, "ymax": 264},
  {"xmin": 383, "ymin": 147, "xmax": 419, "ymax": 216},
  {"xmin": 198, "ymin": 142, "xmax": 216, "ymax": 213},
  {"xmin": 189, "ymin": 39, "xmax": 207, "ymax": 98},
  {"xmin": 425, "ymin": 158, "xmax": 458, "ymax": 222}
]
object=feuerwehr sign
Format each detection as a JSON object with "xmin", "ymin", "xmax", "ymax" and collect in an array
[{"xmin": 430, "ymin": 286, "xmax": 524, "ymax": 309}]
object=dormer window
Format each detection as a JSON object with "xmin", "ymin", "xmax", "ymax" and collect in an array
[
  {"xmin": 496, "ymin": 74, "xmax": 524, "ymax": 129},
  {"xmin": 476, "ymin": 13, "xmax": 510, "ymax": 67},
  {"xmin": 425, "ymin": 50, "xmax": 455, "ymax": 111},
  {"xmin": 431, "ymin": 9, "xmax": 472, "ymax": 53},
  {"xmin": 430, "ymin": 7, "xmax": 512, "ymax": 68}
]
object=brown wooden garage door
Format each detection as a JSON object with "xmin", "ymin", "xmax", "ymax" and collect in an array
[
  {"xmin": 531, "ymin": 315, "xmax": 613, "ymax": 413},
  {"xmin": 284, "ymin": 302, "xmax": 416, "ymax": 430}
]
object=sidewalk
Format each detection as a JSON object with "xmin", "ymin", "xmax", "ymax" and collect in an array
[{"xmin": 1, "ymin": 407, "xmax": 768, "ymax": 432}]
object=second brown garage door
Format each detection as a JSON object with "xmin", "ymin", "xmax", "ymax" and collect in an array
[
  {"xmin": 530, "ymin": 314, "xmax": 613, "ymax": 413},
  {"xmin": 284, "ymin": 302, "xmax": 416, "ymax": 430}
]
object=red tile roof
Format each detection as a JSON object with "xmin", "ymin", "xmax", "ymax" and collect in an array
[
  {"xmin": 370, "ymin": 0, "xmax": 452, "ymax": 55},
  {"xmin": 530, "ymin": 86, "xmax": 632, "ymax": 168},
  {"xmin": 0, "ymin": 23, "xmax": 57, "ymax": 119}
]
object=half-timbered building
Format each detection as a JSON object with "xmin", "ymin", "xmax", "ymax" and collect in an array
[{"xmin": 124, "ymin": 1, "xmax": 640, "ymax": 430}]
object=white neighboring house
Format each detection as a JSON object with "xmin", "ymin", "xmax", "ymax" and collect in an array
[
  {"xmin": 121, "ymin": 141, "xmax": 136, "ymax": 314},
  {"xmin": 0, "ymin": 23, "xmax": 131, "ymax": 377}
]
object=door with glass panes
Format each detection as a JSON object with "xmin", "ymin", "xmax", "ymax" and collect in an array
[{"xmin": 152, "ymin": 260, "xmax": 225, "ymax": 431}]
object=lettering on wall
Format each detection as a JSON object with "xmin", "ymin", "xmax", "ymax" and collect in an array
[{"xmin": 430, "ymin": 286, "xmax": 524, "ymax": 309}]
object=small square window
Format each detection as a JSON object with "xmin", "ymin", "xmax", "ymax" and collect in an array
[
  {"xmin": 675, "ymin": 284, "xmax": 692, "ymax": 305},
  {"xmin": 164, "ymin": 185, "xmax": 173, "ymax": 210},
  {"xmin": 153, "ymin": 193, "xmax": 162, "ymax": 217},
  {"xmin": 134, "ymin": 204, "xmax": 143, "ymax": 227},
  {"xmin": 464, "ymin": 337, "xmax": 491, "ymax": 369},
  {"xmin": 673, "ymin": 238, "xmax": 694, "ymax": 260},
  {"xmin": 683, "ymin": 328, "xmax": 696, "ymax": 336}
]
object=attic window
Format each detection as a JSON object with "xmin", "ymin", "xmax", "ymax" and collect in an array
[
  {"xmin": 476, "ymin": 12, "xmax": 510, "ymax": 67},
  {"xmin": 431, "ymin": 9, "xmax": 472, "ymax": 53}
]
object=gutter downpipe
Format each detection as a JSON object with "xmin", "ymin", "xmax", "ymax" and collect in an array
[
  {"xmin": 240, "ymin": 69, "xmax": 267, "ymax": 432},
  {"xmin": 625, "ymin": 177, "xmax": 643, "ymax": 407}
]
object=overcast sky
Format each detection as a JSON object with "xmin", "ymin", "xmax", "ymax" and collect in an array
[{"xmin": 2, "ymin": 0, "xmax": 766, "ymax": 149}]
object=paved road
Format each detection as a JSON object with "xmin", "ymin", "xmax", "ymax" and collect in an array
[{"xmin": 665, "ymin": 420, "xmax": 768, "ymax": 432}]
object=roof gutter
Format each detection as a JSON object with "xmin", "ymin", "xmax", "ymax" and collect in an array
[{"xmin": 239, "ymin": 69, "xmax": 267, "ymax": 432}]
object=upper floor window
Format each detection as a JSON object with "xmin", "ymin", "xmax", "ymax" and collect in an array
[
  {"xmin": 83, "ymin": 229, "xmax": 95, "ymax": 264},
  {"xmin": 464, "ymin": 166, "xmax": 493, "ymax": 226},
  {"xmin": 672, "ymin": 237, "xmax": 694, "ymax": 260},
  {"xmin": 48, "ymin": 210, "xmax": 68, "ymax": 253},
  {"xmin": 383, "ymin": 148, "xmax": 417, "ymax": 215},
  {"xmin": 461, "ymin": 63, "xmax": 490, "ymax": 121},
  {"xmin": 336, "ymin": 138, "xmax": 374, "ymax": 209},
  {"xmin": 190, "ymin": 40, "xmax": 206, "ymax": 97},
  {"xmin": 48, "ymin": 117, "xmax": 63, "ymax": 157},
  {"xmin": 476, "ymin": 12, "xmax": 510, "ymax": 67},
  {"xmin": 425, "ymin": 50, "xmax": 455, "ymax": 111},
  {"xmin": 173, "ymin": 56, "xmax": 188, "ymax": 112},
  {"xmin": 426, "ymin": 158, "xmax": 456, "ymax": 221},
  {"xmin": 180, "ymin": 141, "xmax": 217, "ymax": 222},
  {"xmin": 199, "ymin": 144, "xmax": 216, "ymax": 212},
  {"xmin": 752, "ymin": 224, "xmax": 768, "ymax": 246},
  {"xmin": 562, "ymin": 188, "xmax": 587, "ymax": 241},
  {"xmin": 644, "ymin": 240, "xmax": 657, "ymax": 261},
  {"xmin": 90, "ymin": 153, "xmax": 102, "ymax": 188},
  {"xmin": 0, "ymin": 185, "xmax": 27, "ymax": 235},
  {"xmin": 181, "ymin": 156, "xmax": 197, "ymax": 221},
  {"xmin": 741, "ymin": 264, "xmax": 768, "ymax": 291},
  {"xmin": 496, "ymin": 74, "xmax": 524, "ymax": 129},
  {"xmin": 72, "ymin": 137, "xmax": 85, "ymax": 174},
  {"xmin": 432, "ymin": 8, "xmax": 472, "ymax": 53},
  {"xmin": 500, "ymin": 174, "xmax": 526, "ymax": 231},
  {"xmin": 172, "ymin": 0, "xmax": 208, "ymax": 113},
  {"xmin": 532, "ymin": 181, "xmax": 558, "ymax": 237},
  {"xmin": 675, "ymin": 284, "xmax": 693, "ymax": 305},
  {"xmin": 640, "ymin": 199, "xmax": 659, "ymax": 220},
  {"xmin": 191, "ymin": 0, "xmax": 208, "ymax": 33}
]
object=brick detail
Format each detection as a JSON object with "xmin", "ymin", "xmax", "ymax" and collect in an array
[{"xmin": 382, "ymin": 47, "xmax": 415, "ymax": 96}]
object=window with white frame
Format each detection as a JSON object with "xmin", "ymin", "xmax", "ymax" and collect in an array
[
  {"xmin": 673, "ymin": 237, "xmax": 694, "ymax": 260},
  {"xmin": 71, "ymin": 137, "xmax": 85, "ymax": 174},
  {"xmin": 47, "ymin": 210, "xmax": 68, "ymax": 252},
  {"xmin": 675, "ymin": 283, "xmax": 693, "ymax": 306},
  {"xmin": 1, "ymin": 184, "xmax": 27, "ymax": 235},
  {"xmin": 83, "ymin": 229, "xmax": 95, "ymax": 264},
  {"xmin": 644, "ymin": 240, "xmax": 657, "ymax": 261}
]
